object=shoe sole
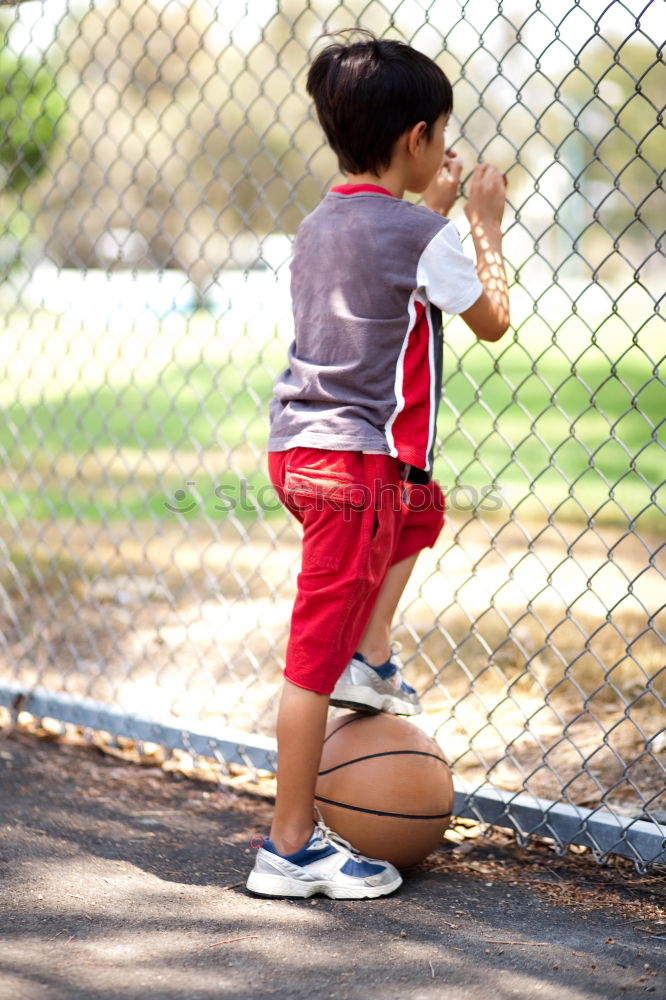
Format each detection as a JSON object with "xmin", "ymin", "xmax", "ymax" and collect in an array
[
  {"xmin": 246, "ymin": 871, "xmax": 403, "ymax": 899},
  {"xmin": 329, "ymin": 684, "xmax": 421, "ymax": 716}
]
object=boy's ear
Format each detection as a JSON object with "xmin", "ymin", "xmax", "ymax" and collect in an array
[{"xmin": 406, "ymin": 121, "xmax": 428, "ymax": 157}]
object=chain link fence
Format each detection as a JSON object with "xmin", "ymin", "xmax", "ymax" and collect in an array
[{"xmin": 0, "ymin": 0, "xmax": 664, "ymax": 869}]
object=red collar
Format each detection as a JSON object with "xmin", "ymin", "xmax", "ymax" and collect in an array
[{"xmin": 330, "ymin": 183, "xmax": 395, "ymax": 197}]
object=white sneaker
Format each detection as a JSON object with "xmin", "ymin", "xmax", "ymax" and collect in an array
[
  {"xmin": 246, "ymin": 811, "xmax": 402, "ymax": 899},
  {"xmin": 329, "ymin": 650, "xmax": 423, "ymax": 715}
]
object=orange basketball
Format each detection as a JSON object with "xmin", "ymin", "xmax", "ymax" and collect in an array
[{"xmin": 315, "ymin": 712, "xmax": 454, "ymax": 868}]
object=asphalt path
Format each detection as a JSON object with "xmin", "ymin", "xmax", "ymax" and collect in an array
[{"xmin": 1, "ymin": 728, "xmax": 663, "ymax": 1000}]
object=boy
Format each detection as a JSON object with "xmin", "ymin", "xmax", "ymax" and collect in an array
[{"xmin": 247, "ymin": 33, "xmax": 509, "ymax": 899}]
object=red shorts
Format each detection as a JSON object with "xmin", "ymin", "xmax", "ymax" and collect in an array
[{"xmin": 268, "ymin": 447, "xmax": 445, "ymax": 695}]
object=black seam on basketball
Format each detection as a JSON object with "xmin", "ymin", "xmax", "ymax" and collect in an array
[
  {"xmin": 315, "ymin": 794, "xmax": 452, "ymax": 820},
  {"xmin": 318, "ymin": 749, "xmax": 447, "ymax": 775},
  {"xmin": 322, "ymin": 712, "xmax": 373, "ymax": 745}
]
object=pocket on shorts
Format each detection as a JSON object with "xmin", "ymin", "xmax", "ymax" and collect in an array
[
  {"xmin": 284, "ymin": 465, "xmax": 369, "ymax": 509},
  {"xmin": 284, "ymin": 463, "xmax": 371, "ymax": 572}
]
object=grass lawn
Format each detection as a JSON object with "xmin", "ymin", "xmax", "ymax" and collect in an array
[{"xmin": 1, "ymin": 294, "xmax": 663, "ymax": 528}]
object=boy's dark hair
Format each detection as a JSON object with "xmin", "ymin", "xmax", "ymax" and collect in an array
[{"xmin": 306, "ymin": 31, "xmax": 453, "ymax": 176}]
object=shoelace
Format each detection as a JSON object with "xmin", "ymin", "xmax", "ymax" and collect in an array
[{"xmin": 313, "ymin": 807, "xmax": 362, "ymax": 861}]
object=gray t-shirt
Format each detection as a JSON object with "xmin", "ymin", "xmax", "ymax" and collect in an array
[{"xmin": 268, "ymin": 184, "xmax": 482, "ymax": 481}]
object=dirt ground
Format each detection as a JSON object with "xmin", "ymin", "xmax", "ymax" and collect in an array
[
  {"xmin": 1, "ymin": 722, "xmax": 664, "ymax": 1000},
  {"xmin": 3, "ymin": 513, "xmax": 664, "ymax": 828}
]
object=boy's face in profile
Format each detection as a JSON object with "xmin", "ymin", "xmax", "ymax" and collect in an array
[{"xmin": 406, "ymin": 112, "xmax": 449, "ymax": 194}]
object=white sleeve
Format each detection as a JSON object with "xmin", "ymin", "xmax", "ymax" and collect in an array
[{"xmin": 416, "ymin": 223, "xmax": 483, "ymax": 315}]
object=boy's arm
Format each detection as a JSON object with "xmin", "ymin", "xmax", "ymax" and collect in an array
[{"xmin": 460, "ymin": 164, "xmax": 510, "ymax": 342}]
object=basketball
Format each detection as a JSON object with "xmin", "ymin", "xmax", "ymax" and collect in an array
[{"xmin": 315, "ymin": 712, "xmax": 454, "ymax": 869}]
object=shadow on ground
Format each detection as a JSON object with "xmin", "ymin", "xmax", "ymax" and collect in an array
[{"xmin": 0, "ymin": 729, "xmax": 663, "ymax": 1000}]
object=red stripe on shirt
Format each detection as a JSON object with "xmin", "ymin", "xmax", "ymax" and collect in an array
[
  {"xmin": 330, "ymin": 183, "xmax": 395, "ymax": 197},
  {"xmin": 390, "ymin": 301, "xmax": 433, "ymax": 470}
]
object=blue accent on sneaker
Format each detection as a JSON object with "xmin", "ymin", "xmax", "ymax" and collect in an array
[
  {"xmin": 246, "ymin": 813, "xmax": 404, "ymax": 899},
  {"xmin": 262, "ymin": 829, "xmax": 338, "ymax": 866},
  {"xmin": 340, "ymin": 856, "xmax": 387, "ymax": 878},
  {"xmin": 352, "ymin": 652, "xmax": 417, "ymax": 695}
]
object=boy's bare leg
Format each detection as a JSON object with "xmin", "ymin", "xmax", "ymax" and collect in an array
[
  {"xmin": 269, "ymin": 679, "xmax": 330, "ymax": 856},
  {"xmin": 356, "ymin": 552, "xmax": 419, "ymax": 666},
  {"xmin": 269, "ymin": 554, "xmax": 420, "ymax": 854}
]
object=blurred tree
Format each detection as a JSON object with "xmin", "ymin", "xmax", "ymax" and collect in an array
[
  {"xmin": 0, "ymin": 24, "xmax": 66, "ymax": 274},
  {"xmin": 34, "ymin": 0, "xmax": 325, "ymax": 291},
  {"xmin": 557, "ymin": 34, "xmax": 663, "ymax": 286},
  {"xmin": 13, "ymin": 0, "xmax": 660, "ymax": 296}
]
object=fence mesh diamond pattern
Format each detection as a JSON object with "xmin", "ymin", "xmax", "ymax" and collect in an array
[{"xmin": 0, "ymin": 0, "xmax": 664, "ymax": 869}]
